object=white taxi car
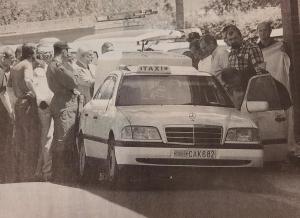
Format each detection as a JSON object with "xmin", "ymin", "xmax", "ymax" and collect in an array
[{"xmin": 78, "ymin": 65, "xmax": 267, "ymax": 184}]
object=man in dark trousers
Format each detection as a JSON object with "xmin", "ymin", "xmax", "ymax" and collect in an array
[
  {"xmin": 0, "ymin": 47, "xmax": 16, "ymax": 183},
  {"xmin": 46, "ymin": 41, "xmax": 79, "ymax": 183},
  {"xmin": 11, "ymin": 43, "xmax": 40, "ymax": 182}
]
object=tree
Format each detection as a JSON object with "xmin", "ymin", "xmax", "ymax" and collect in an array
[
  {"xmin": 175, "ymin": 0, "xmax": 184, "ymax": 29},
  {"xmin": 0, "ymin": 0, "xmax": 25, "ymax": 25},
  {"xmin": 204, "ymin": 0, "xmax": 280, "ymax": 15}
]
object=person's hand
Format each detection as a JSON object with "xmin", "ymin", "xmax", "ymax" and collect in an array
[
  {"xmin": 63, "ymin": 61, "xmax": 74, "ymax": 72},
  {"xmin": 73, "ymin": 89, "xmax": 80, "ymax": 95},
  {"xmin": 9, "ymin": 111, "xmax": 15, "ymax": 121}
]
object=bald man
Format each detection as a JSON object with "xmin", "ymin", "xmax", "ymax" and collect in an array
[
  {"xmin": 74, "ymin": 46, "xmax": 95, "ymax": 104},
  {"xmin": 257, "ymin": 21, "xmax": 277, "ymax": 49}
]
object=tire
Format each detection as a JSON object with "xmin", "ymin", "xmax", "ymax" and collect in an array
[
  {"xmin": 78, "ymin": 136, "xmax": 98, "ymax": 184},
  {"xmin": 107, "ymin": 137, "xmax": 119, "ymax": 185}
]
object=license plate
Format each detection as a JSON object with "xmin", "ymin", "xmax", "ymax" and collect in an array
[{"xmin": 172, "ymin": 149, "xmax": 217, "ymax": 159}]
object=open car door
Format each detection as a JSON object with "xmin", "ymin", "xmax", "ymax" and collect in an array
[{"xmin": 241, "ymin": 74, "xmax": 289, "ymax": 162}]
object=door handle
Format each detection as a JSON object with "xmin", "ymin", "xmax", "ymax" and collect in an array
[
  {"xmin": 93, "ymin": 116, "xmax": 98, "ymax": 119},
  {"xmin": 275, "ymin": 115, "xmax": 286, "ymax": 122}
]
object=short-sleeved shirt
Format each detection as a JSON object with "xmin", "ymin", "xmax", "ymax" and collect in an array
[
  {"xmin": 229, "ymin": 41, "xmax": 264, "ymax": 74},
  {"xmin": 46, "ymin": 58, "xmax": 78, "ymax": 113},
  {"xmin": 211, "ymin": 46, "xmax": 229, "ymax": 77},
  {"xmin": 11, "ymin": 59, "xmax": 34, "ymax": 98}
]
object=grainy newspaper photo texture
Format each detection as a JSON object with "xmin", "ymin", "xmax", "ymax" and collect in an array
[{"xmin": 1, "ymin": 0, "xmax": 300, "ymax": 217}]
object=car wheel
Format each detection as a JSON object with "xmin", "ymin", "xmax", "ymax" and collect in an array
[
  {"xmin": 78, "ymin": 136, "xmax": 98, "ymax": 184},
  {"xmin": 107, "ymin": 137, "xmax": 119, "ymax": 185}
]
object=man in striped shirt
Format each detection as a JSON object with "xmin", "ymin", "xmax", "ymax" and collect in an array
[{"xmin": 224, "ymin": 25, "xmax": 266, "ymax": 82}]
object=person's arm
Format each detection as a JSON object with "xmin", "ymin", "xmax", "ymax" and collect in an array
[
  {"xmin": 76, "ymin": 68, "xmax": 95, "ymax": 87},
  {"xmin": 0, "ymin": 92, "xmax": 14, "ymax": 119},
  {"xmin": 0, "ymin": 72, "xmax": 14, "ymax": 119},
  {"xmin": 249, "ymin": 45, "xmax": 265, "ymax": 74},
  {"xmin": 57, "ymin": 62, "xmax": 78, "ymax": 90},
  {"xmin": 215, "ymin": 49, "xmax": 229, "ymax": 77}
]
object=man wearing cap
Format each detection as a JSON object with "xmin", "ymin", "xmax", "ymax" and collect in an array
[
  {"xmin": 11, "ymin": 43, "xmax": 40, "ymax": 182},
  {"xmin": 46, "ymin": 41, "xmax": 79, "ymax": 183},
  {"xmin": 0, "ymin": 47, "xmax": 16, "ymax": 183},
  {"xmin": 34, "ymin": 44, "xmax": 54, "ymax": 181}
]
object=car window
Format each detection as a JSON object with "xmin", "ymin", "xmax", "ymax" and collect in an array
[
  {"xmin": 94, "ymin": 77, "xmax": 116, "ymax": 100},
  {"xmin": 116, "ymin": 75, "xmax": 233, "ymax": 107},
  {"xmin": 246, "ymin": 75, "xmax": 282, "ymax": 110}
]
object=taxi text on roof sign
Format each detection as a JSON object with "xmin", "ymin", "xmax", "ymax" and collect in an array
[{"xmin": 138, "ymin": 65, "xmax": 171, "ymax": 74}]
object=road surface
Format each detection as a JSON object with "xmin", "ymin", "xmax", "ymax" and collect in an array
[{"xmin": 1, "ymin": 165, "xmax": 300, "ymax": 218}]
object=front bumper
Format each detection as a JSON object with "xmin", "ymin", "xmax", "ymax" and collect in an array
[{"xmin": 114, "ymin": 143, "xmax": 263, "ymax": 168}]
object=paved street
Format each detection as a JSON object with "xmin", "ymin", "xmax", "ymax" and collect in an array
[{"xmin": 1, "ymin": 165, "xmax": 300, "ymax": 218}]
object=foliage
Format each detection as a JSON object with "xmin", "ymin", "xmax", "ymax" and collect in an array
[
  {"xmin": 0, "ymin": 0, "xmax": 282, "ymax": 39},
  {"xmin": 185, "ymin": 1, "xmax": 282, "ymax": 40},
  {"xmin": 0, "ymin": 0, "xmax": 175, "ymax": 28},
  {"xmin": 0, "ymin": 0, "xmax": 25, "ymax": 25},
  {"xmin": 204, "ymin": 0, "xmax": 280, "ymax": 15}
]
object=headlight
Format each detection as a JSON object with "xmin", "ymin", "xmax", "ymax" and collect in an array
[
  {"xmin": 225, "ymin": 128, "xmax": 260, "ymax": 143},
  {"xmin": 121, "ymin": 126, "xmax": 161, "ymax": 140}
]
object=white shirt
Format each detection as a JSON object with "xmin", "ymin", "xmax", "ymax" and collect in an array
[
  {"xmin": 210, "ymin": 46, "xmax": 229, "ymax": 77},
  {"xmin": 198, "ymin": 55, "xmax": 211, "ymax": 72},
  {"xmin": 33, "ymin": 64, "xmax": 53, "ymax": 106}
]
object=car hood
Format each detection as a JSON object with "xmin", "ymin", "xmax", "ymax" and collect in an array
[{"xmin": 117, "ymin": 105, "xmax": 255, "ymax": 128}]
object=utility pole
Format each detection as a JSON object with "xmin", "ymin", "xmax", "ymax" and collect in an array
[
  {"xmin": 175, "ymin": 0, "xmax": 184, "ymax": 29},
  {"xmin": 280, "ymin": 0, "xmax": 300, "ymax": 140}
]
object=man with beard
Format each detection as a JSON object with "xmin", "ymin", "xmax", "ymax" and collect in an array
[{"xmin": 224, "ymin": 25, "xmax": 266, "ymax": 81}]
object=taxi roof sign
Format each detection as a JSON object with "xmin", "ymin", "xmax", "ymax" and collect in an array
[{"xmin": 137, "ymin": 65, "xmax": 171, "ymax": 74}]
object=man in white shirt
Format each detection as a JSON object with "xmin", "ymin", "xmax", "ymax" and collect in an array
[
  {"xmin": 199, "ymin": 34, "xmax": 229, "ymax": 81},
  {"xmin": 33, "ymin": 45, "xmax": 54, "ymax": 181},
  {"xmin": 257, "ymin": 21, "xmax": 298, "ymax": 156},
  {"xmin": 74, "ymin": 46, "xmax": 95, "ymax": 104}
]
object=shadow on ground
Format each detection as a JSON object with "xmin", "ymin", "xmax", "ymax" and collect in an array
[{"xmin": 77, "ymin": 166, "xmax": 300, "ymax": 218}]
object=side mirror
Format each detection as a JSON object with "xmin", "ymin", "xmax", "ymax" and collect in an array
[{"xmin": 246, "ymin": 101, "xmax": 269, "ymax": 113}]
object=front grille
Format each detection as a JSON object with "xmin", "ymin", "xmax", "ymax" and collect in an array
[{"xmin": 165, "ymin": 125, "xmax": 222, "ymax": 145}]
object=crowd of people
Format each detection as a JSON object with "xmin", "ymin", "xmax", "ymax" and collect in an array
[
  {"xmin": 0, "ymin": 22, "xmax": 296, "ymax": 184},
  {"xmin": 185, "ymin": 23, "xmax": 291, "ymax": 108},
  {"xmin": 0, "ymin": 39, "xmax": 99, "ymax": 183}
]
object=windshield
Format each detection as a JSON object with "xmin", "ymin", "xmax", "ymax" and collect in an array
[{"xmin": 116, "ymin": 75, "xmax": 234, "ymax": 107}]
